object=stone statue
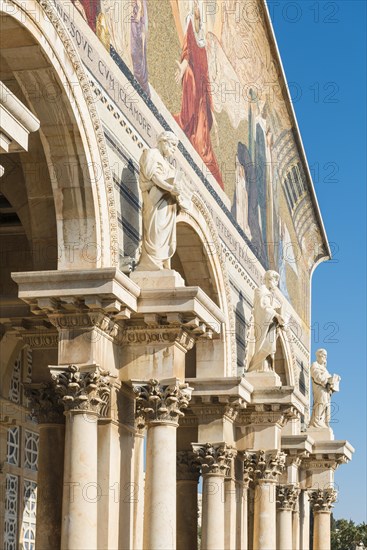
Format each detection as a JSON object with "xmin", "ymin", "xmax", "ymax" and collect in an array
[
  {"xmin": 247, "ymin": 270, "xmax": 285, "ymax": 372},
  {"xmin": 309, "ymin": 349, "xmax": 340, "ymax": 428},
  {"xmin": 137, "ymin": 131, "xmax": 191, "ymax": 271}
]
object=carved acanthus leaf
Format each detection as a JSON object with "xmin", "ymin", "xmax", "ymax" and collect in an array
[
  {"xmin": 192, "ymin": 443, "xmax": 236, "ymax": 477},
  {"xmin": 308, "ymin": 488, "xmax": 338, "ymax": 512},
  {"xmin": 134, "ymin": 379, "xmax": 192, "ymax": 427},
  {"xmin": 51, "ymin": 365, "xmax": 111, "ymax": 414}
]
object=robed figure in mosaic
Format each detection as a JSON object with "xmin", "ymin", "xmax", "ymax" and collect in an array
[{"xmin": 174, "ymin": 0, "xmax": 224, "ymax": 189}]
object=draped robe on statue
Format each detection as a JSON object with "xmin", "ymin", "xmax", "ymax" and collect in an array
[
  {"xmin": 309, "ymin": 362, "xmax": 332, "ymax": 428},
  {"xmin": 174, "ymin": 17, "xmax": 224, "ymax": 189},
  {"xmin": 247, "ymin": 285, "xmax": 282, "ymax": 372},
  {"xmin": 138, "ymin": 148, "xmax": 177, "ymax": 270}
]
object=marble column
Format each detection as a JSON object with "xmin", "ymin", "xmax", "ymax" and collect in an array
[
  {"xmin": 309, "ymin": 488, "xmax": 337, "ymax": 550},
  {"xmin": 135, "ymin": 379, "xmax": 193, "ymax": 550},
  {"xmin": 25, "ymin": 384, "xmax": 65, "ymax": 550},
  {"xmin": 193, "ymin": 443, "xmax": 236, "ymax": 550},
  {"xmin": 239, "ymin": 451, "xmax": 257, "ymax": 550},
  {"xmin": 299, "ymin": 490, "xmax": 310, "ymax": 550},
  {"xmin": 251, "ymin": 450, "xmax": 286, "ymax": 550},
  {"xmin": 276, "ymin": 484, "xmax": 300, "ymax": 550},
  {"xmin": 293, "ymin": 498, "xmax": 300, "ymax": 550},
  {"xmin": 176, "ymin": 450, "xmax": 200, "ymax": 550},
  {"xmin": 51, "ymin": 365, "xmax": 111, "ymax": 550}
]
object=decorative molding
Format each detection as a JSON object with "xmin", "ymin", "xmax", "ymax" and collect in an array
[
  {"xmin": 48, "ymin": 311, "xmax": 124, "ymax": 343},
  {"xmin": 192, "ymin": 443, "xmax": 236, "ymax": 477},
  {"xmin": 308, "ymin": 488, "xmax": 338, "ymax": 513},
  {"xmin": 134, "ymin": 379, "xmax": 192, "ymax": 427},
  {"xmin": 21, "ymin": 332, "xmax": 59, "ymax": 349},
  {"xmin": 240, "ymin": 405, "xmax": 300, "ymax": 428},
  {"xmin": 24, "ymin": 383, "xmax": 64, "ymax": 424},
  {"xmin": 50, "ymin": 365, "xmax": 111, "ymax": 414},
  {"xmin": 244, "ymin": 450, "xmax": 286, "ymax": 483},
  {"xmin": 36, "ymin": 0, "xmax": 119, "ymax": 265},
  {"xmin": 122, "ymin": 327, "xmax": 195, "ymax": 351},
  {"xmin": 177, "ymin": 451, "xmax": 201, "ymax": 481},
  {"xmin": 276, "ymin": 484, "xmax": 300, "ymax": 511}
]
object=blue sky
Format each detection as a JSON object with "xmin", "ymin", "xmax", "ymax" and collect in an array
[{"xmin": 269, "ymin": 0, "xmax": 367, "ymax": 523}]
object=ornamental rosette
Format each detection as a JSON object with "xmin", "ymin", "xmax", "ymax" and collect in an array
[
  {"xmin": 134, "ymin": 379, "xmax": 193, "ymax": 427},
  {"xmin": 51, "ymin": 365, "xmax": 111, "ymax": 414},
  {"xmin": 276, "ymin": 484, "xmax": 300, "ymax": 511},
  {"xmin": 308, "ymin": 488, "xmax": 338, "ymax": 512},
  {"xmin": 192, "ymin": 443, "xmax": 236, "ymax": 477}
]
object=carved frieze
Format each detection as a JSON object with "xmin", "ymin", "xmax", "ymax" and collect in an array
[{"xmin": 122, "ymin": 327, "xmax": 195, "ymax": 351}]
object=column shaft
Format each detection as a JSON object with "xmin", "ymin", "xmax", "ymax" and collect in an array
[
  {"xmin": 36, "ymin": 424, "xmax": 65, "ymax": 550},
  {"xmin": 253, "ymin": 481, "xmax": 277, "ymax": 550},
  {"xmin": 241, "ymin": 485, "xmax": 249, "ymax": 550},
  {"xmin": 143, "ymin": 423, "xmax": 177, "ymax": 550},
  {"xmin": 277, "ymin": 508, "xmax": 293, "ymax": 550},
  {"xmin": 61, "ymin": 412, "xmax": 98, "ymax": 550},
  {"xmin": 177, "ymin": 479, "xmax": 198, "ymax": 550},
  {"xmin": 313, "ymin": 512, "xmax": 332, "ymax": 550},
  {"xmin": 293, "ymin": 509, "xmax": 300, "ymax": 550},
  {"xmin": 202, "ymin": 474, "xmax": 225, "ymax": 550},
  {"xmin": 300, "ymin": 491, "xmax": 310, "ymax": 550}
]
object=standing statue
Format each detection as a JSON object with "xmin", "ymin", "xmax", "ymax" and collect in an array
[
  {"xmin": 309, "ymin": 349, "xmax": 340, "ymax": 428},
  {"xmin": 137, "ymin": 131, "xmax": 191, "ymax": 271},
  {"xmin": 247, "ymin": 270, "xmax": 285, "ymax": 372}
]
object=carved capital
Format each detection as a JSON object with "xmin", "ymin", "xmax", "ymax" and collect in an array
[
  {"xmin": 241, "ymin": 451, "xmax": 258, "ymax": 488},
  {"xmin": 134, "ymin": 379, "xmax": 192, "ymax": 427},
  {"xmin": 309, "ymin": 488, "xmax": 338, "ymax": 513},
  {"xmin": 276, "ymin": 484, "xmax": 300, "ymax": 511},
  {"xmin": 50, "ymin": 365, "xmax": 111, "ymax": 414},
  {"xmin": 192, "ymin": 443, "xmax": 236, "ymax": 477},
  {"xmin": 177, "ymin": 451, "xmax": 201, "ymax": 481},
  {"xmin": 246, "ymin": 450, "xmax": 286, "ymax": 483},
  {"xmin": 24, "ymin": 383, "xmax": 64, "ymax": 424}
]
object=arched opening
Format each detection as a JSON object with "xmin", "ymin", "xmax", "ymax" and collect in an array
[
  {"xmin": 174, "ymin": 199, "xmax": 236, "ymax": 378},
  {"xmin": 172, "ymin": 222, "xmax": 220, "ymax": 307},
  {"xmin": 0, "ymin": 2, "xmax": 119, "ymax": 271}
]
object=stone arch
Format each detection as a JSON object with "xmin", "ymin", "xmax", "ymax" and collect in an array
[
  {"xmin": 175, "ymin": 194, "xmax": 236, "ymax": 377},
  {"xmin": 0, "ymin": 0, "xmax": 119, "ymax": 269},
  {"xmin": 274, "ymin": 328, "xmax": 297, "ymax": 387}
]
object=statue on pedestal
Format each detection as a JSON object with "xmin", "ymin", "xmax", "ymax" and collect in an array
[
  {"xmin": 247, "ymin": 270, "xmax": 285, "ymax": 372},
  {"xmin": 309, "ymin": 349, "xmax": 340, "ymax": 428},
  {"xmin": 136, "ymin": 131, "xmax": 191, "ymax": 271}
]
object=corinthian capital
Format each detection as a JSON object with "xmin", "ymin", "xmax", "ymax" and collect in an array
[
  {"xmin": 246, "ymin": 450, "xmax": 286, "ymax": 483},
  {"xmin": 177, "ymin": 451, "xmax": 201, "ymax": 481},
  {"xmin": 24, "ymin": 383, "xmax": 64, "ymax": 424},
  {"xmin": 276, "ymin": 484, "xmax": 300, "ymax": 511},
  {"xmin": 134, "ymin": 379, "xmax": 192, "ymax": 427},
  {"xmin": 192, "ymin": 443, "xmax": 236, "ymax": 477},
  {"xmin": 50, "ymin": 365, "xmax": 111, "ymax": 414},
  {"xmin": 308, "ymin": 488, "xmax": 338, "ymax": 513}
]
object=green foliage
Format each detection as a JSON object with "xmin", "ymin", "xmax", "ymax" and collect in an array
[{"xmin": 331, "ymin": 516, "xmax": 367, "ymax": 550}]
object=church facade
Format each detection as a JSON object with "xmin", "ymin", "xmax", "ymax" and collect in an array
[{"xmin": 0, "ymin": 1, "xmax": 353, "ymax": 549}]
